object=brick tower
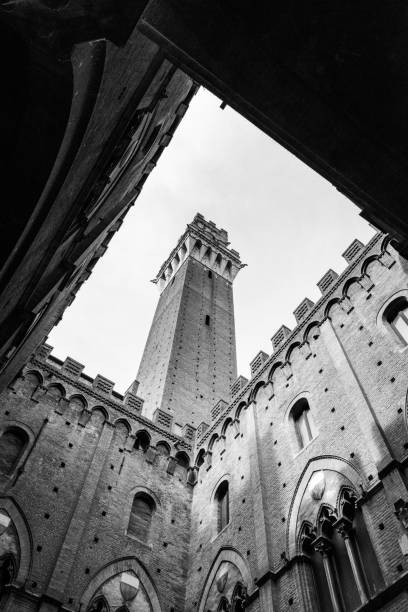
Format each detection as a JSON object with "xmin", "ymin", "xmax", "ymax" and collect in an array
[{"xmin": 136, "ymin": 213, "xmax": 244, "ymax": 429}]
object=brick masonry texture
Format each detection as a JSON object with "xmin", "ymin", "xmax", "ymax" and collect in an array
[{"xmin": 2, "ymin": 230, "xmax": 408, "ymax": 611}]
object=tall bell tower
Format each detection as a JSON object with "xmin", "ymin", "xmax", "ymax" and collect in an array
[{"xmin": 136, "ymin": 213, "xmax": 244, "ymax": 429}]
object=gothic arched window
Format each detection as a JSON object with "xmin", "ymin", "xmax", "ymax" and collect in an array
[
  {"xmin": 232, "ymin": 583, "xmax": 247, "ymax": 612},
  {"xmin": 127, "ymin": 493, "xmax": 155, "ymax": 541},
  {"xmin": 217, "ymin": 597, "xmax": 229, "ymax": 611},
  {"xmin": 87, "ymin": 595, "xmax": 110, "ymax": 612},
  {"xmin": 0, "ymin": 555, "xmax": 16, "ymax": 597},
  {"xmin": 300, "ymin": 488, "xmax": 384, "ymax": 611},
  {"xmin": 291, "ymin": 398, "xmax": 315, "ymax": 450},
  {"xmin": 134, "ymin": 430, "xmax": 150, "ymax": 452},
  {"xmin": 215, "ymin": 480, "xmax": 229, "ymax": 533},
  {"xmin": 383, "ymin": 296, "xmax": 408, "ymax": 345},
  {"xmin": 0, "ymin": 427, "xmax": 28, "ymax": 475}
]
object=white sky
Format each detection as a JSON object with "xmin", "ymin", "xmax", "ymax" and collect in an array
[{"xmin": 49, "ymin": 88, "xmax": 375, "ymax": 394}]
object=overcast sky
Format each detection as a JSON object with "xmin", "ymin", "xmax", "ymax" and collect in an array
[{"xmin": 48, "ymin": 88, "xmax": 375, "ymax": 394}]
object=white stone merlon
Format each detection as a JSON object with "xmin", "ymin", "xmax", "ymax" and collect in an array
[
  {"xmin": 293, "ymin": 298, "xmax": 315, "ymax": 324},
  {"xmin": 342, "ymin": 238, "xmax": 365, "ymax": 263}
]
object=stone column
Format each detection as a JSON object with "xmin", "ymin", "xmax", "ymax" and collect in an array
[
  {"xmin": 334, "ymin": 517, "xmax": 368, "ymax": 605},
  {"xmin": 313, "ymin": 536, "xmax": 343, "ymax": 612}
]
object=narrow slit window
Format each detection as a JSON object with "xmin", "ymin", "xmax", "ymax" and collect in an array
[{"xmin": 205, "ymin": 315, "xmax": 210, "ymax": 326}]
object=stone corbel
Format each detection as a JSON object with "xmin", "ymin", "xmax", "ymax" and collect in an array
[{"xmin": 124, "ymin": 435, "xmax": 136, "ymax": 453}]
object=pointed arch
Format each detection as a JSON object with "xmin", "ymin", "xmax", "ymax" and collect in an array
[
  {"xmin": 46, "ymin": 383, "xmax": 66, "ymax": 400},
  {"xmin": 114, "ymin": 418, "xmax": 131, "ymax": 435},
  {"xmin": 68, "ymin": 394, "xmax": 88, "ymax": 409},
  {"xmin": 198, "ymin": 547, "xmax": 253, "ymax": 612},
  {"xmin": 175, "ymin": 451, "xmax": 190, "ymax": 469},
  {"xmin": 286, "ymin": 456, "xmax": 364, "ymax": 557},
  {"xmin": 80, "ymin": 557, "xmax": 162, "ymax": 612},
  {"xmin": 221, "ymin": 418, "xmax": 233, "ymax": 436},
  {"xmin": 342, "ymin": 277, "xmax": 361, "ymax": 299},
  {"xmin": 303, "ymin": 322, "xmax": 320, "ymax": 343},
  {"xmin": 0, "ymin": 497, "xmax": 32, "ymax": 587},
  {"xmin": 361, "ymin": 254, "xmax": 381, "ymax": 277},
  {"xmin": 285, "ymin": 342, "xmax": 301, "ymax": 364},
  {"xmin": 249, "ymin": 380, "xmax": 266, "ymax": 404},
  {"xmin": 195, "ymin": 448, "xmax": 206, "ymax": 468},
  {"xmin": 234, "ymin": 401, "xmax": 246, "ymax": 421},
  {"xmin": 267, "ymin": 361, "xmax": 283, "ymax": 383},
  {"xmin": 208, "ymin": 433, "xmax": 219, "ymax": 452},
  {"xmin": 324, "ymin": 297, "xmax": 342, "ymax": 319}
]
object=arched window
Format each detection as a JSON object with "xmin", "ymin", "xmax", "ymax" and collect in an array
[
  {"xmin": 175, "ymin": 451, "xmax": 190, "ymax": 469},
  {"xmin": 217, "ymin": 597, "xmax": 229, "ymax": 611},
  {"xmin": 0, "ymin": 555, "xmax": 15, "ymax": 597},
  {"xmin": 156, "ymin": 441, "xmax": 170, "ymax": 457},
  {"xmin": 383, "ymin": 296, "xmax": 408, "ymax": 345},
  {"xmin": 127, "ymin": 493, "xmax": 155, "ymax": 541},
  {"xmin": 215, "ymin": 481, "xmax": 229, "ymax": 533},
  {"xmin": 291, "ymin": 398, "xmax": 315, "ymax": 450},
  {"xmin": 300, "ymin": 489, "xmax": 384, "ymax": 611},
  {"xmin": 0, "ymin": 428, "xmax": 28, "ymax": 475},
  {"xmin": 87, "ymin": 595, "xmax": 110, "ymax": 612},
  {"xmin": 134, "ymin": 430, "xmax": 150, "ymax": 452},
  {"xmin": 232, "ymin": 583, "xmax": 247, "ymax": 612}
]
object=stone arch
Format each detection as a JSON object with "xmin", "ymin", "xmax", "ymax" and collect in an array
[
  {"xmin": 175, "ymin": 451, "xmax": 190, "ymax": 469},
  {"xmin": 234, "ymin": 401, "xmax": 246, "ymax": 421},
  {"xmin": 23, "ymin": 370, "xmax": 43, "ymax": 387},
  {"xmin": 91, "ymin": 406, "xmax": 110, "ymax": 423},
  {"xmin": 155, "ymin": 441, "xmax": 171, "ymax": 457},
  {"xmin": 134, "ymin": 430, "xmax": 151, "ymax": 452},
  {"xmin": 208, "ymin": 433, "xmax": 219, "ymax": 452},
  {"xmin": 342, "ymin": 277, "xmax": 361, "ymax": 299},
  {"xmin": 45, "ymin": 382, "xmax": 66, "ymax": 400},
  {"xmin": 195, "ymin": 448, "xmax": 206, "ymax": 468},
  {"xmin": 286, "ymin": 456, "xmax": 364, "ymax": 557},
  {"xmin": 198, "ymin": 547, "xmax": 253, "ymax": 612},
  {"xmin": 114, "ymin": 418, "xmax": 131, "ymax": 435},
  {"xmin": 80, "ymin": 557, "xmax": 162, "ymax": 612},
  {"xmin": 221, "ymin": 418, "xmax": 233, "ymax": 436},
  {"xmin": 68, "ymin": 394, "xmax": 88, "ymax": 409},
  {"xmin": 361, "ymin": 254, "xmax": 381, "ymax": 277},
  {"xmin": 0, "ymin": 497, "xmax": 32, "ymax": 587},
  {"xmin": 285, "ymin": 342, "xmax": 301, "ymax": 364},
  {"xmin": 267, "ymin": 361, "xmax": 283, "ymax": 383},
  {"xmin": 249, "ymin": 380, "xmax": 266, "ymax": 404},
  {"xmin": 0, "ymin": 420, "xmax": 35, "ymax": 471},
  {"xmin": 324, "ymin": 297, "xmax": 342, "ymax": 319},
  {"xmin": 303, "ymin": 322, "xmax": 320, "ymax": 344}
]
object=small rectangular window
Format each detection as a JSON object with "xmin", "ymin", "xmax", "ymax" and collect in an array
[
  {"xmin": 205, "ymin": 315, "xmax": 210, "ymax": 326},
  {"xmin": 208, "ymin": 270, "xmax": 213, "ymax": 279}
]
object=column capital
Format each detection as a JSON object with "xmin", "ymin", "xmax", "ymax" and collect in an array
[
  {"xmin": 313, "ymin": 535, "xmax": 333, "ymax": 556},
  {"xmin": 334, "ymin": 516, "xmax": 353, "ymax": 539}
]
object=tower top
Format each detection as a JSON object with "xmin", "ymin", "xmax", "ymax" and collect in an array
[{"xmin": 152, "ymin": 212, "xmax": 245, "ymax": 292}]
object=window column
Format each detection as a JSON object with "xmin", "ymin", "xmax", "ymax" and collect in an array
[
  {"xmin": 334, "ymin": 517, "xmax": 369, "ymax": 605},
  {"xmin": 313, "ymin": 536, "xmax": 343, "ymax": 612}
]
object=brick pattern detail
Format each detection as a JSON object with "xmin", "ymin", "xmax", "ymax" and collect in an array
[{"xmin": 231, "ymin": 375, "xmax": 249, "ymax": 397}]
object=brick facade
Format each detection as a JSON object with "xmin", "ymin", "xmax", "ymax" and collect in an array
[{"xmin": 1, "ymin": 221, "xmax": 408, "ymax": 611}]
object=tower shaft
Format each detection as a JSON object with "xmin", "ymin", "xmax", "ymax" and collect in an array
[{"xmin": 136, "ymin": 213, "xmax": 244, "ymax": 428}]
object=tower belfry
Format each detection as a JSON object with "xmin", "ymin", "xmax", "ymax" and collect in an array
[{"xmin": 136, "ymin": 213, "xmax": 244, "ymax": 428}]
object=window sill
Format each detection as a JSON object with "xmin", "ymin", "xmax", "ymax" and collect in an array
[
  {"xmin": 125, "ymin": 532, "xmax": 152, "ymax": 550},
  {"xmin": 293, "ymin": 434, "xmax": 318, "ymax": 459},
  {"xmin": 211, "ymin": 522, "xmax": 230, "ymax": 543}
]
